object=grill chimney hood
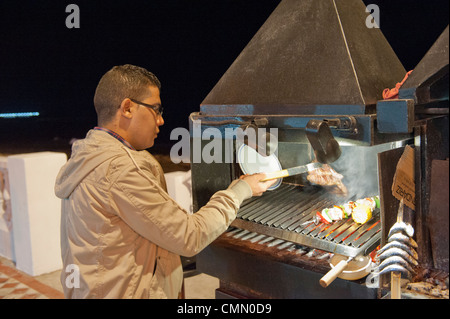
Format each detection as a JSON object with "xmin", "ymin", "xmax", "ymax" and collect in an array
[
  {"xmin": 201, "ymin": 0, "xmax": 406, "ymax": 116},
  {"xmin": 399, "ymin": 25, "xmax": 449, "ymax": 106}
]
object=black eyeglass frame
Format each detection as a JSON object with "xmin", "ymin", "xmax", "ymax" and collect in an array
[{"xmin": 129, "ymin": 98, "xmax": 164, "ymax": 117}]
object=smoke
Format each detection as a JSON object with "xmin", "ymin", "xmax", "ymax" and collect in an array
[{"xmin": 330, "ymin": 145, "xmax": 383, "ymax": 200}]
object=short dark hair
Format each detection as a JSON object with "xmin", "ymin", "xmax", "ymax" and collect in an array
[{"xmin": 93, "ymin": 64, "xmax": 161, "ymax": 125}]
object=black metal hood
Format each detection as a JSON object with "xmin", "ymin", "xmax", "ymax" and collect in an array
[
  {"xmin": 399, "ymin": 25, "xmax": 449, "ymax": 106},
  {"xmin": 201, "ymin": 0, "xmax": 406, "ymax": 116}
]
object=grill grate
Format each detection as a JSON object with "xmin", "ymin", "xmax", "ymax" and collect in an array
[{"xmin": 232, "ymin": 184, "xmax": 381, "ymax": 257}]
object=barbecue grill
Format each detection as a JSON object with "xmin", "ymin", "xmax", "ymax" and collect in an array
[
  {"xmin": 233, "ymin": 184, "xmax": 381, "ymax": 258},
  {"xmin": 189, "ymin": 0, "xmax": 449, "ymax": 298}
]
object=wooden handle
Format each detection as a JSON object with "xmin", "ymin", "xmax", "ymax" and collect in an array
[
  {"xmin": 391, "ymin": 272, "xmax": 402, "ymax": 299},
  {"xmin": 320, "ymin": 259, "xmax": 350, "ymax": 288},
  {"xmin": 261, "ymin": 169, "xmax": 289, "ymax": 181}
]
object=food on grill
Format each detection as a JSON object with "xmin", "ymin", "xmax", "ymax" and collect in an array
[
  {"xmin": 322, "ymin": 205, "xmax": 345, "ymax": 221},
  {"xmin": 307, "ymin": 163, "xmax": 342, "ymax": 185},
  {"xmin": 355, "ymin": 197, "xmax": 379, "ymax": 210},
  {"xmin": 352, "ymin": 204, "xmax": 372, "ymax": 224},
  {"xmin": 312, "ymin": 196, "xmax": 379, "ymax": 225},
  {"xmin": 351, "ymin": 196, "xmax": 380, "ymax": 224},
  {"xmin": 306, "ymin": 164, "xmax": 348, "ymax": 195},
  {"xmin": 342, "ymin": 201, "xmax": 355, "ymax": 217},
  {"xmin": 316, "ymin": 210, "xmax": 332, "ymax": 224}
]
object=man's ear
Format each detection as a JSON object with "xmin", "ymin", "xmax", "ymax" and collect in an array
[{"xmin": 119, "ymin": 98, "xmax": 133, "ymax": 119}]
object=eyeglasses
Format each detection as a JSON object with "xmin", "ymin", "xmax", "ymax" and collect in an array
[{"xmin": 129, "ymin": 98, "xmax": 164, "ymax": 117}]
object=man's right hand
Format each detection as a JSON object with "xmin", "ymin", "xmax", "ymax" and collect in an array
[{"xmin": 239, "ymin": 173, "xmax": 276, "ymax": 196}]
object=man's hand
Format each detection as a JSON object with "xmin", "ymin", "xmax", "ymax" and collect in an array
[{"xmin": 240, "ymin": 173, "xmax": 277, "ymax": 196}]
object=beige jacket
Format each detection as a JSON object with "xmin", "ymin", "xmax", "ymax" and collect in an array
[{"xmin": 55, "ymin": 129, "xmax": 252, "ymax": 299}]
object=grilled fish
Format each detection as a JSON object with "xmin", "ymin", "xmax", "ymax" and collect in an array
[
  {"xmin": 376, "ymin": 256, "xmax": 415, "ymax": 274},
  {"xmin": 374, "ymin": 264, "xmax": 412, "ymax": 279},
  {"xmin": 388, "ymin": 232, "xmax": 418, "ymax": 249},
  {"xmin": 388, "ymin": 221, "xmax": 414, "ymax": 238},
  {"xmin": 376, "ymin": 247, "xmax": 418, "ymax": 266},
  {"xmin": 377, "ymin": 241, "xmax": 418, "ymax": 260}
]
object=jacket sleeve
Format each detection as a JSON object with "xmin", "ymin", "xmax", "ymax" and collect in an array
[{"xmin": 109, "ymin": 157, "xmax": 252, "ymax": 257}]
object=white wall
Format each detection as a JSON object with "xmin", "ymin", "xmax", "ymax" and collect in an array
[
  {"xmin": 164, "ymin": 170, "xmax": 193, "ymax": 214},
  {"xmin": 0, "ymin": 157, "xmax": 14, "ymax": 260},
  {"xmin": 6, "ymin": 152, "xmax": 67, "ymax": 276}
]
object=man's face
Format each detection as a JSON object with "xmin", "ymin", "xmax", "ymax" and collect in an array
[{"xmin": 130, "ymin": 85, "xmax": 164, "ymax": 150}]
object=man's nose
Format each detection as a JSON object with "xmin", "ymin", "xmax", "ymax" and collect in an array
[{"xmin": 157, "ymin": 115, "xmax": 164, "ymax": 126}]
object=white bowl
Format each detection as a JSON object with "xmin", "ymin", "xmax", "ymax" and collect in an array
[{"xmin": 237, "ymin": 144, "xmax": 282, "ymax": 190}]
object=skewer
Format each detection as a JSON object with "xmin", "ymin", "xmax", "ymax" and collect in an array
[
  {"xmin": 391, "ymin": 272, "xmax": 402, "ymax": 299},
  {"xmin": 391, "ymin": 200, "xmax": 404, "ymax": 299},
  {"xmin": 300, "ymin": 216, "xmax": 319, "ymax": 227}
]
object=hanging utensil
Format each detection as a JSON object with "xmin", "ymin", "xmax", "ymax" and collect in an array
[{"xmin": 306, "ymin": 119, "xmax": 342, "ymax": 164}]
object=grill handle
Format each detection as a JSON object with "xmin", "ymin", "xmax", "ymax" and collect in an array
[
  {"xmin": 306, "ymin": 119, "xmax": 342, "ymax": 164},
  {"xmin": 319, "ymin": 257, "xmax": 353, "ymax": 288}
]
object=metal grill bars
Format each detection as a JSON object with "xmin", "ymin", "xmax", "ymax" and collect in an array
[{"xmin": 232, "ymin": 184, "xmax": 381, "ymax": 257}]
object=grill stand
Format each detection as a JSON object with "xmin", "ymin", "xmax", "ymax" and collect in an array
[{"xmin": 197, "ymin": 229, "xmax": 378, "ymax": 299}]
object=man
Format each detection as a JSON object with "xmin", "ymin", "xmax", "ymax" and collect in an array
[{"xmin": 55, "ymin": 64, "xmax": 274, "ymax": 299}]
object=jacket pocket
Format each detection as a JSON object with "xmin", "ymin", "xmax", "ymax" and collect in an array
[{"xmin": 149, "ymin": 249, "xmax": 183, "ymax": 299}]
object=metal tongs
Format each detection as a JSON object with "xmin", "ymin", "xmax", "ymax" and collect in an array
[{"xmin": 261, "ymin": 162, "xmax": 323, "ymax": 181}]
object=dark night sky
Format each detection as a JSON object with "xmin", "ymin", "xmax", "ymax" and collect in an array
[{"xmin": 0, "ymin": 0, "xmax": 448, "ymax": 148}]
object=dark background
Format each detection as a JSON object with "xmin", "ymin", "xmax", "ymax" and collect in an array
[{"xmin": 0, "ymin": 0, "xmax": 448, "ymax": 153}]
